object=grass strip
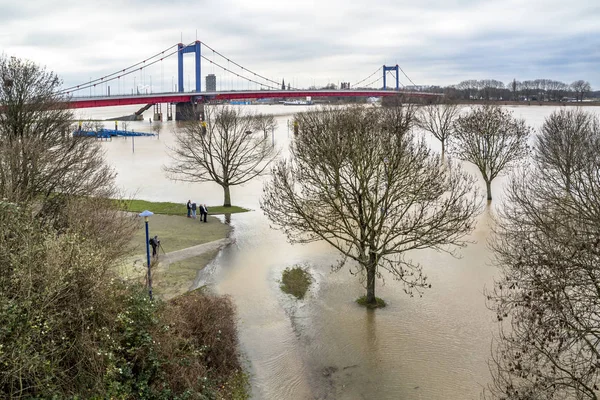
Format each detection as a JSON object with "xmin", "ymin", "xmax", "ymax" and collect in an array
[{"xmin": 118, "ymin": 198, "xmax": 250, "ymax": 216}]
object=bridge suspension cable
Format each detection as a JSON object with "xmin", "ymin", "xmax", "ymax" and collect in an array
[
  {"xmin": 387, "ymin": 71, "xmax": 406, "ymax": 89},
  {"xmin": 399, "ymin": 66, "xmax": 417, "ymax": 87},
  {"xmin": 59, "ymin": 46, "xmax": 182, "ymax": 95},
  {"xmin": 200, "ymin": 41, "xmax": 289, "ymax": 89},
  {"xmin": 201, "ymin": 55, "xmax": 279, "ymax": 90},
  {"xmin": 363, "ymin": 75, "xmax": 383, "ymax": 89},
  {"xmin": 57, "ymin": 44, "xmax": 181, "ymax": 94},
  {"xmin": 61, "ymin": 40, "xmax": 310, "ymax": 96},
  {"xmin": 351, "ymin": 67, "xmax": 381, "ymax": 88}
]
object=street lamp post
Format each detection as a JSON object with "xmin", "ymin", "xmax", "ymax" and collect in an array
[{"xmin": 139, "ymin": 210, "xmax": 154, "ymax": 300}]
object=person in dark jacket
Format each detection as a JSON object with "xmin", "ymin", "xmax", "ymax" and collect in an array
[
  {"xmin": 200, "ymin": 204, "xmax": 208, "ymax": 222},
  {"xmin": 191, "ymin": 202, "xmax": 197, "ymax": 219},
  {"xmin": 186, "ymin": 200, "xmax": 191, "ymax": 218},
  {"xmin": 149, "ymin": 235, "xmax": 160, "ymax": 258}
]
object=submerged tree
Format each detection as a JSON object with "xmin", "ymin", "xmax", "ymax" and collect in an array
[
  {"xmin": 261, "ymin": 105, "xmax": 481, "ymax": 307},
  {"xmin": 486, "ymin": 109, "xmax": 600, "ymax": 399},
  {"xmin": 416, "ymin": 101, "xmax": 461, "ymax": 158},
  {"xmin": 165, "ymin": 105, "xmax": 278, "ymax": 207},
  {"xmin": 535, "ymin": 108, "xmax": 599, "ymax": 192},
  {"xmin": 252, "ymin": 113, "xmax": 277, "ymax": 139},
  {"xmin": 451, "ymin": 105, "xmax": 530, "ymax": 201},
  {"xmin": 0, "ymin": 56, "xmax": 115, "ymax": 215}
]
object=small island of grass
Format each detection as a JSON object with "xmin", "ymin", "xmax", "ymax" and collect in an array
[
  {"xmin": 280, "ymin": 266, "xmax": 312, "ymax": 299},
  {"xmin": 356, "ymin": 296, "xmax": 387, "ymax": 309}
]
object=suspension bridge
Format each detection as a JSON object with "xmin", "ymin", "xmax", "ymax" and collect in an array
[{"xmin": 60, "ymin": 40, "xmax": 441, "ymax": 120}]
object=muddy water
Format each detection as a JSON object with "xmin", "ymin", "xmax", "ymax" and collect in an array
[{"xmin": 82, "ymin": 104, "xmax": 599, "ymax": 399}]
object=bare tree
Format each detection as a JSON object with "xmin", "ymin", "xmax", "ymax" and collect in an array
[
  {"xmin": 152, "ymin": 121, "xmax": 162, "ymax": 138},
  {"xmin": 571, "ymin": 80, "xmax": 592, "ymax": 102},
  {"xmin": 486, "ymin": 113, "xmax": 600, "ymax": 398},
  {"xmin": 252, "ymin": 113, "xmax": 277, "ymax": 138},
  {"xmin": 0, "ymin": 56, "xmax": 115, "ymax": 216},
  {"xmin": 76, "ymin": 119, "xmax": 104, "ymax": 134},
  {"xmin": 535, "ymin": 108, "xmax": 600, "ymax": 192},
  {"xmin": 261, "ymin": 105, "xmax": 481, "ymax": 307},
  {"xmin": 164, "ymin": 105, "xmax": 279, "ymax": 207},
  {"xmin": 416, "ymin": 101, "xmax": 461, "ymax": 157},
  {"xmin": 450, "ymin": 105, "xmax": 531, "ymax": 201},
  {"xmin": 511, "ymin": 79, "xmax": 520, "ymax": 100}
]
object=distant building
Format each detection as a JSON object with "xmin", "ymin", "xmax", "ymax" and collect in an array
[
  {"xmin": 340, "ymin": 82, "xmax": 351, "ymax": 89},
  {"xmin": 206, "ymin": 74, "xmax": 217, "ymax": 92}
]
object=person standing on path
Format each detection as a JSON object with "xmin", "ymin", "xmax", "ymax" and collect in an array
[
  {"xmin": 149, "ymin": 235, "xmax": 160, "ymax": 258},
  {"xmin": 186, "ymin": 200, "xmax": 192, "ymax": 218},
  {"xmin": 200, "ymin": 204, "xmax": 208, "ymax": 223},
  {"xmin": 191, "ymin": 202, "xmax": 197, "ymax": 219}
]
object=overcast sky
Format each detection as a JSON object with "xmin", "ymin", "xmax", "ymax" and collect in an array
[{"xmin": 1, "ymin": 0, "xmax": 598, "ymax": 94}]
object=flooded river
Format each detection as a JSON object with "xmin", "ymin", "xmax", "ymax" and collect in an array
[{"xmin": 79, "ymin": 104, "xmax": 599, "ymax": 399}]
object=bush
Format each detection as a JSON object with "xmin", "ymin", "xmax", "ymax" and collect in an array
[
  {"xmin": 0, "ymin": 200, "xmax": 130, "ymax": 397},
  {"xmin": 0, "ymin": 201, "xmax": 248, "ymax": 399},
  {"xmin": 156, "ymin": 289, "xmax": 248, "ymax": 399}
]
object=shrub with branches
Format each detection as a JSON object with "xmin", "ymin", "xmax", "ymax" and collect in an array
[{"xmin": 486, "ymin": 109, "xmax": 600, "ymax": 399}]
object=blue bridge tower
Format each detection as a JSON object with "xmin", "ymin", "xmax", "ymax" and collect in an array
[
  {"xmin": 178, "ymin": 41, "xmax": 202, "ymax": 92},
  {"xmin": 382, "ymin": 65, "xmax": 399, "ymax": 91}
]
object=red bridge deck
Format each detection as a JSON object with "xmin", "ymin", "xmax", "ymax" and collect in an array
[{"xmin": 67, "ymin": 89, "xmax": 441, "ymax": 108}]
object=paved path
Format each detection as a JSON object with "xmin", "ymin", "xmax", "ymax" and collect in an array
[
  {"xmin": 157, "ymin": 238, "xmax": 234, "ymax": 268},
  {"xmin": 127, "ymin": 237, "xmax": 234, "ymax": 274}
]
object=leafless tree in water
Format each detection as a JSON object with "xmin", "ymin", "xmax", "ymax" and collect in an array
[
  {"xmin": 416, "ymin": 101, "xmax": 461, "ymax": 158},
  {"xmin": 535, "ymin": 108, "xmax": 600, "ymax": 192},
  {"xmin": 164, "ymin": 105, "xmax": 278, "ymax": 206},
  {"xmin": 252, "ymin": 113, "xmax": 277, "ymax": 139},
  {"xmin": 450, "ymin": 105, "xmax": 531, "ymax": 201},
  {"xmin": 486, "ymin": 109, "xmax": 600, "ymax": 399},
  {"xmin": 261, "ymin": 105, "xmax": 481, "ymax": 306}
]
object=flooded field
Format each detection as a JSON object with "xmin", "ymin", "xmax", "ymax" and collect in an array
[{"xmin": 80, "ymin": 104, "xmax": 599, "ymax": 399}]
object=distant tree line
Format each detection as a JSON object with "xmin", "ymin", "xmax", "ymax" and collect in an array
[{"xmin": 410, "ymin": 78, "xmax": 594, "ymax": 102}]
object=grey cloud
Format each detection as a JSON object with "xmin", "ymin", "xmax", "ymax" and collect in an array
[{"xmin": 3, "ymin": 0, "xmax": 599, "ymax": 90}]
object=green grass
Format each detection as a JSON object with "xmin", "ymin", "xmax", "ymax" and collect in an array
[
  {"xmin": 280, "ymin": 266, "xmax": 312, "ymax": 299},
  {"xmin": 118, "ymin": 198, "xmax": 250, "ymax": 216},
  {"xmin": 152, "ymin": 251, "xmax": 220, "ymax": 300},
  {"xmin": 128, "ymin": 213, "xmax": 231, "ymax": 256},
  {"xmin": 115, "ymin": 198, "xmax": 242, "ymax": 301},
  {"xmin": 356, "ymin": 295, "xmax": 387, "ymax": 309}
]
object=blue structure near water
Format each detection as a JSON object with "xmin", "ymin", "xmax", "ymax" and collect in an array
[
  {"xmin": 178, "ymin": 41, "xmax": 201, "ymax": 93},
  {"xmin": 73, "ymin": 129, "xmax": 155, "ymax": 139},
  {"xmin": 383, "ymin": 65, "xmax": 400, "ymax": 90},
  {"xmin": 229, "ymin": 100, "xmax": 252, "ymax": 105}
]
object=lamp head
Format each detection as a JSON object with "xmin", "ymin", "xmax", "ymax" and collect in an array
[{"xmin": 139, "ymin": 210, "xmax": 154, "ymax": 222}]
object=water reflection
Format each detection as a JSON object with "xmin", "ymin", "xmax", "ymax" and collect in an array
[{"xmin": 86, "ymin": 104, "xmax": 600, "ymax": 399}]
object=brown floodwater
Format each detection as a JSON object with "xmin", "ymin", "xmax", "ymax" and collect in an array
[{"xmin": 81, "ymin": 104, "xmax": 599, "ymax": 399}]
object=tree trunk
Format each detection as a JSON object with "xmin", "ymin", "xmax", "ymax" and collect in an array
[
  {"xmin": 223, "ymin": 185, "xmax": 231, "ymax": 207},
  {"xmin": 486, "ymin": 180, "xmax": 492, "ymax": 201},
  {"xmin": 365, "ymin": 252, "xmax": 377, "ymax": 305},
  {"xmin": 441, "ymin": 140, "xmax": 445, "ymax": 159}
]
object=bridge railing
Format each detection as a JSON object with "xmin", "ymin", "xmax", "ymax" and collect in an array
[{"xmin": 66, "ymin": 88, "xmax": 441, "ymax": 101}]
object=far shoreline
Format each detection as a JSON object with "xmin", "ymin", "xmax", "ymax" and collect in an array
[{"xmin": 436, "ymin": 99, "xmax": 600, "ymax": 107}]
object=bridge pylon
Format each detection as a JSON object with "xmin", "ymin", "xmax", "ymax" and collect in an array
[
  {"xmin": 178, "ymin": 41, "xmax": 202, "ymax": 93},
  {"xmin": 382, "ymin": 65, "xmax": 399, "ymax": 91}
]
